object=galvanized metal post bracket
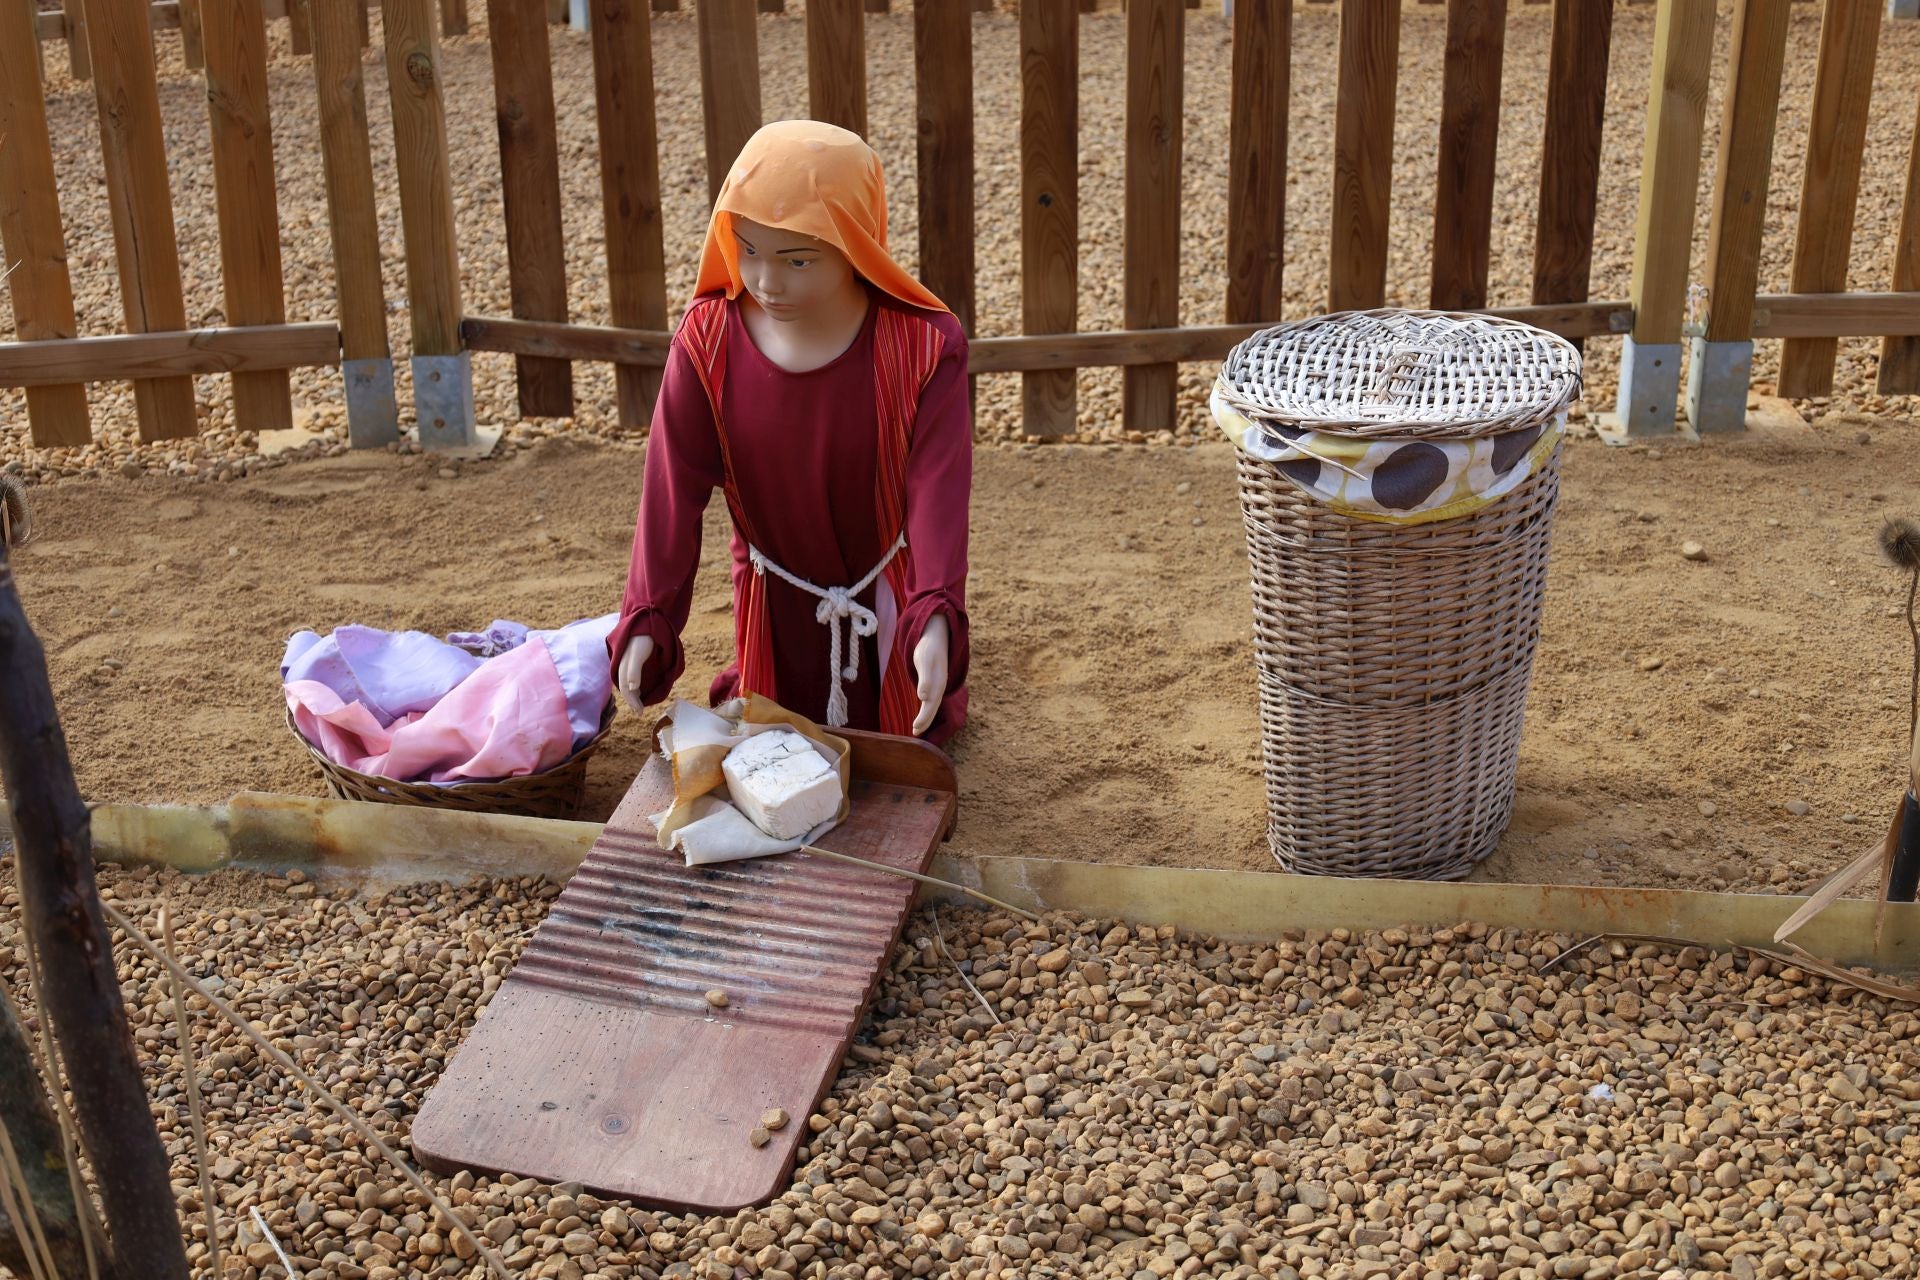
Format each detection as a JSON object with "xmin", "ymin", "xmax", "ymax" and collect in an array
[
  {"xmin": 1598, "ymin": 335, "xmax": 1682, "ymax": 443},
  {"xmin": 412, "ymin": 351, "xmax": 493, "ymax": 454},
  {"xmin": 342, "ymin": 356, "xmax": 401, "ymax": 449},
  {"xmin": 1683, "ymin": 336, "xmax": 1754, "ymax": 435}
]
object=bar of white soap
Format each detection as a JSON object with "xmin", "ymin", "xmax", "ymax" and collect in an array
[{"xmin": 721, "ymin": 729, "xmax": 840, "ymax": 840}]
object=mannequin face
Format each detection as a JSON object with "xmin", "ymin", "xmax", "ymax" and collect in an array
[{"xmin": 733, "ymin": 216, "xmax": 861, "ymax": 323}]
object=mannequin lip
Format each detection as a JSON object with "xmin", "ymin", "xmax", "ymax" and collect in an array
[{"xmin": 751, "ymin": 294, "xmax": 797, "ymax": 314}]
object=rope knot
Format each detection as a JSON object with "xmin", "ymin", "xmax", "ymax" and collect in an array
[{"xmin": 747, "ymin": 535, "xmax": 906, "ymax": 728}]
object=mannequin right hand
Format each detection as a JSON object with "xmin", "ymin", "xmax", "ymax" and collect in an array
[{"xmin": 616, "ymin": 636, "xmax": 654, "ymax": 716}]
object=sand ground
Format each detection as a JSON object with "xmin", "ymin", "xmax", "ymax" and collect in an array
[{"xmin": 11, "ymin": 413, "xmax": 1920, "ymax": 895}]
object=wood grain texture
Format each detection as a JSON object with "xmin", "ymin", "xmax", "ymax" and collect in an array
[
  {"xmin": 1626, "ymin": 0, "xmax": 1713, "ymax": 346},
  {"xmin": 0, "ymin": 0, "xmax": 92, "ymax": 445},
  {"xmin": 202, "ymin": 0, "xmax": 294, "ymax": 433},
  {"xmin": 806, "ymin": 0, "xmax": 864, "ymax": 136},
  {"xmin": 758, "ymin": 0, "xmax": 783, "ymax": 13},
  {"xmin": 1226, "ymin": 0, "xmax": 1287, "ymax": 326},
  {"xmin": 589, "ymin": 0, "xmax": 668, "ymax": 428},
  {"xmin": 289, "ymin": 0, "xmax": 313, "ymax": 53},
  {"xmin": 85, "ymin": 0, "xmax": 198, "ymax": 439},
  {"xmin": 914, "ymin": 0, "xmax": 973, "ymax": 331},
  {"xmin": 1020, "ymin": 0, "xmax": 1077, "ymax": 436},
  {"xmin": 698, "ymin": 0, "xmax": 762, "ymax": 204},
  {"xmin": 1531, "ymin": 0, "xmax": 1612, "ymax": 340},
  {"xmin": 411, "ymin": 747, "xmax": 954, "ymax": 1212},
  {"xmin": 312, "ymin": 0, "xmax": 391, "ymax": 363},
  {"xmin": 440, "ymin": 0, "xmax": 468, "ymax": 36},
  {"xmin": 487, "ymin": 0, "xmax": 574, "ymax": 417},
  {"xmin": 1701, "ymin": 0, "xmax": 1789, "ymax": 343},
  {"xmin": 383, "ymin": 0, "xmax": 464, "ymax": 356},
  {"xmin": 1430, "ymin": 0, "xmax": 1506, "ymax": 310},
  {"xmin": 1778, "ymin": 0, "xmax": 1882, "ymax": 397},
  {"xmin": 1328, "ymin": 0, "xmax": 1400, "ymax": 311},
  {"xmin": 65, "ymin": 0, "xmax": 92, "ymax": 79},
  {"xmin": 968, "ymin": 302, "xmax": 1631, "ymax": 372},
  {"xmin": 1879, "ymin": 91, "xmax": 1920, "ymax": 393},
  {"xmin": 462, "ymin": 315, "xmax": 672, "ymax": 366},
  {"xmin": 1122, "ymin": 0, "xmax": 1182, "ymax": 431},
  {"xmin": 179, "ymin": 0, "xmax": 204, "ymax": 68},
  {"xmin": 1751, "ymin": 291, "xmax": 1920, "ymax": 338},
  {"xmin": 0, "ymin": 324, "xmax": 341, "ymax": 387},
  {"xmin": 864, "ymin": 0, "xmax": 887, "ymax": 11}
]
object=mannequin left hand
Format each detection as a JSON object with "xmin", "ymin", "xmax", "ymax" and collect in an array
[{"xmin": 911, "ymin": 615, "xmax": 949, "ymax": 736}]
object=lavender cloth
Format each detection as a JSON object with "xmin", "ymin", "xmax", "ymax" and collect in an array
[
  {"xmin": 282, "ymin": 626, "xmax": 480, "ymax": 728},
  {"xmin": 283, "ymin": 613, "xmax": 618, "ymax": 748}
]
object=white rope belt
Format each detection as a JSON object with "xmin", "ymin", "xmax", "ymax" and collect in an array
[{"xmin": 747, "ymin": 533, "xmax": 906, "ymax": 728}]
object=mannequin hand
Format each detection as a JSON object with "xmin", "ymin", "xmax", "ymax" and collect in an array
[
  {"xmin": 911, "ymin": 615, "xmax": 949, "ymax": 737},
  {"xmin": 616, "ymin": 636, "xmax": 654, "ymax": 716}
]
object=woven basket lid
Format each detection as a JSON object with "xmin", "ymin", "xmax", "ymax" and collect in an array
[{"xmin": 1216, "ymin": 308, "xmax": 1583, "ymax": 441}]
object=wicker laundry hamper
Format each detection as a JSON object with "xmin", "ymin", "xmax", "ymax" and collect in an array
[{"xmin": 1218, "ymin": 309, "xmax": 1581, "ymax": 879}]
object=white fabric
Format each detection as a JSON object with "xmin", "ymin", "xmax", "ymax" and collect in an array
[{"xmin": 747, "ymin": 534, "xmax": 907, "ymax": 727}]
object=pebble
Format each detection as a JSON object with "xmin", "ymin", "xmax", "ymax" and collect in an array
[
  {"xmin": 29, "ymin": 852, "xmax": 1920, "ymax": 1280},
  {"xmin": 1638, "ymin": 655, "xmax": 1665, "ymax": 671},
  {"xmin": 1785, "ymin": 800, "xmax": 1812, "ymax": 816},
  {"xmin": 748, "ymin": 1125, "xmax": 770, "ymax": 1148},
  {"xmin": 704, "ymin": 988, "xmax": 728, "ymax": 1009},
  {"xmin": 1680, "ymin": 540, "xmax": 1708, "ymax": 561},
  {"xmin": 760, "ymin": 1107, "xmax": 788, "ymax": 1131},
  {"xmin": 1698, "ymin": 800, "xmax": 1718, "ymax": 817},
  {"xmin": 438, "ymin": 467, "xmax": 459, "ymax": 480}
]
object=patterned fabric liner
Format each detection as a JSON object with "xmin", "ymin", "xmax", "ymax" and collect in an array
[{"xmin": 1210, "ymin": 382, "xmax": 1565, "ymax": 527}]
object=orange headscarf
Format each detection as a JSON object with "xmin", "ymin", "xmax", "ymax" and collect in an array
[{"xmin": 694, "ymin": 120, "xmax": 949, "ymax": 315}]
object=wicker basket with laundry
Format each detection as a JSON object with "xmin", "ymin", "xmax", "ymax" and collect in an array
[{"xmin": 1214, "ymin": 309, "xmax": 1582, "ymax": 880}]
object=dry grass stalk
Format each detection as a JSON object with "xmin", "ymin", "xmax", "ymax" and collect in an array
[
  {"xmin": 98, "ymin": 903, "xmax": 510, "ymax": 1280},
  {"xmin": 798, "ymin": 843, "xmax": 1040, "ymax": 922},
  {"xmin": 247, "ymin": 1206, "xmax": 298, "ymax": 1279},
  {"xmin": 159, "ymin": 905, "xmax": 221, "ymax": 1280},
  {"xmin": 6, "ymin": 953, "xmax": 103, "ymax": 1280},
  {"xmin": 0, "ymin": 1114, "xmax": 58, "ymax": 1280},
  {"xmin": 931, "ymin": 905, "xmax": 1001, "ymax": 1026}
]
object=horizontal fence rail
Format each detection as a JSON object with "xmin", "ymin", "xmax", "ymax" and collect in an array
[{"xmin": 4, "ymin": 0, "xmax": 1920, "ymax": 455}]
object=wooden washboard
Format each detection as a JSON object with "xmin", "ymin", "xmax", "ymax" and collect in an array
[{"xmin": 410, "ymin": 728, "xmax": 957, "ymax": 1213}]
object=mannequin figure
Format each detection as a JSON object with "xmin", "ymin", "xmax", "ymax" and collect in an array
[{"xmin": 608, "ymin": 121, "xmax": 971, "ymax": 742}]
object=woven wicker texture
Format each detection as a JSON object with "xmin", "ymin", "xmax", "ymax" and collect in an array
[
  {"xmin": 286, "ymin": 704, "xmax": 614, "ymax": 821},
  {"xmin": 1238, "ymin": 444, "xmax": 1562, "ymax": 880},
  {"xmin": 1217, "ymin": 310, "xmax": 1582, "ymax": 441}
]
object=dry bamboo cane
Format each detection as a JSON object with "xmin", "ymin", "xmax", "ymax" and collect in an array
[{"xmin": 797, "ymin": 843, "xmax": 1041, "ymax": 922}]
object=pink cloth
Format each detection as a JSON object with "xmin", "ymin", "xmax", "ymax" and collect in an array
[{"xmin": 286, "ymin": 638, "xmax": 577, "ymax": 783}]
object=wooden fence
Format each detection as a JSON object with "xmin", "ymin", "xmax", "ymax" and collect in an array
[{"xmin": 7, "ymin": 0, "xmax": 1920, "ymax": 452}]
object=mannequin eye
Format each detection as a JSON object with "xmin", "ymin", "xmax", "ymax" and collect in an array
[{"xmin": 787, "ymin": 258, "xmax": 813, "ymax": 270}]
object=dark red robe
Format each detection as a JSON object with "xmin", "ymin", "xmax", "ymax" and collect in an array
[{"xmin": 609, "ymin": 288, "xmax": 972, "ymax": 743}]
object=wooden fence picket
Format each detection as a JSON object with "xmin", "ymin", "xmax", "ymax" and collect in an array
[
  {"xmin": 1328, "ymin": 0, "xmax": 1400, "ymax": 311},
  {"xmin": 202, "ymin": 0, "xmax": 295, "ymax": 433},
  {"xmin": 313, "ymin": 0, "xmax": 398, "ymax": 447},
  {"xmin": 698, "ymin": 0, "xmax": 762, "ymax": 204},
  {"xmin": 1778, "ymin": 0, "xmax": 1882, "ymax": 398},
  {"xmin": 65, "ymin": 0, "xmax": 92, "ymax": 81},
  {"xmin": 1225, "ymin": 0, "xmax": 1287, "ymax": 327},
  {"xmin": 807, "ymin": 0, "xmax": 866, "ymax": 137},
  {"xmin": 1430, "ymin": 0, "xmax": 1507, "ymax": 311},
  {"xmin": 0, "ymin": 0, "xmax": 92, "ymax": 446},
  {"xmin": 915, "ymin": 0, "xmax": 975, "ymax": 345},
  {"xmin": 588, "ymin": 0, "xmax": 668, "ymax": 429},
  {"xmin": 1699, "ymin": 1, "xmax": 1788, "ymax": 347},
  {"xmin": 1530, "ymin": 0, "xmax": 1612, "ymax": 350},
  {"xmin": 85, "ymin": 0, "xmax": 198, "ymax": 440},
  {"xmin": 488, "ymin": 0, "xmax": 574, "ymax": 418},
  {"xmin": 1123, "ymin": 0, "xmax": 1183, "ymax": 432},
  {"xmin": 1021, "ymin": 0, "xmax": 1078, "ymax": 436},
  {"xmin": 180, "ymin": 0, "xmax": 205, "ymax": 69},
  {"xmin": 1879, "ymin": 97, "xmax": 1920, "ymax": 395}
]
